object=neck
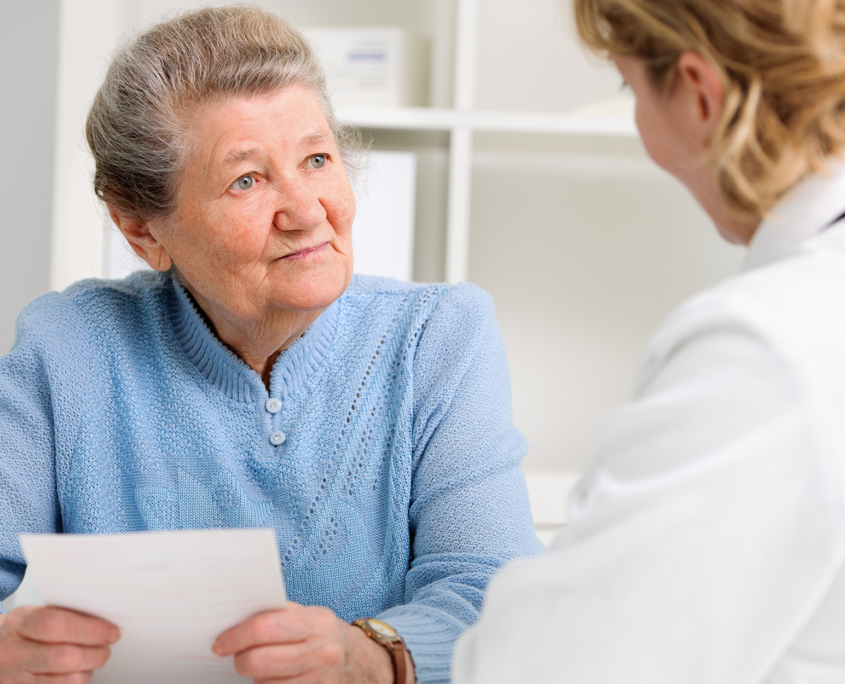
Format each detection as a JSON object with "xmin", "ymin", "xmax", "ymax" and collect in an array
[
  {"xmin": 178, "ymin": 278, "xmax": 325, "ymax": 390},
  {"xmin": 219, "ymin": 309, "xmax": 324, "ymax": 389}
]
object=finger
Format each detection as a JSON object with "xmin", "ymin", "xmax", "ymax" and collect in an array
[
  {"xmin": 234, "ymin": 643, "xmax": 308, "ymax": 679},
  {"xmin": 214, "ymin": 606, "xmax": 311, "ymax": 656},
  {"xmin": 14, "ymin": 607, "xmax": 120, "ymax": 646},
  {"xmin": 19, "ymin": 641, "xmax": 111, "ymax": 675},
  {"xmin": 30, "ymin": 673, "xmax": 94, "ymax": 684},
  {"xmin": 252, "ymin": 675, "xmax": 327, "ymax": 684},
  {"xmin": 233, "ymin": 640, "xmax": 342, "ymax": 680}
]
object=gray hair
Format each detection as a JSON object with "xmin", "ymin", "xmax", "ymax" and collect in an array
[{"xmin": 86, "ymin": 5, "xmax": 361, "ymax": 222}]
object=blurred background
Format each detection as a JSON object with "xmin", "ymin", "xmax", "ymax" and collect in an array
[{"xmin": 1, "ymin": 0, "xmax": 744, "ymax": 547}]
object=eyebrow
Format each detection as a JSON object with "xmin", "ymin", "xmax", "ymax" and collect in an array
[
  {"xmin": 304, "ymin": 131, "xmax": 332, "ymax": 145},
  {"xmin": 223, "ymin": 148, "xmax": 258, "ymax": 165},
  {"xmin": 220, "ymin": 131, "xmax": 333, "ymax": 166}
]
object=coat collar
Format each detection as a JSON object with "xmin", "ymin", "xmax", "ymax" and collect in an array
[{"xmin": 743, "ymin": 158, "xmax": 845, "ymax": 272}]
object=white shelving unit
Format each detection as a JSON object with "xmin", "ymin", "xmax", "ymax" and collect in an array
[
  {"xmin": 334, "ymin": 0, "xmax": 637, "ymax": 285},
  {"xmin": 342, "ymin": 106, "xmax": 636, "ymax": 135},
  {"xmin": 341, "ymin": 105, "xmax": 636, "ymax": 283},
  {"xmin": 315, "ymin": 0, "xmax": 742, "ymax": 481}
]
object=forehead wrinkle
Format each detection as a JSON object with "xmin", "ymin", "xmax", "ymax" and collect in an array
[
  {"xmin": 198, "ymin": 125, "xmax": 334, "ymax": 183},
  {"xmin": 223, "ymin": 148, "xmax": 259, "ymax": 165},
  {"xmin": 219, "ymin": 130, "xmax": 329, "ymax": 168},
  {"xmin": 305, "ymin": 131, "xmax": 332, "ymax": 145}
]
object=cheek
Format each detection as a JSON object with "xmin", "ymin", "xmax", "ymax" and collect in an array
[
  {"xmin": 636, "ymin": 106, "xmax": 672, "ymax": 172},
  {"xmin": 200, "ymin": 199, "xmax": 276, "ymax": 266},
  {"xmin": 325, "ymin": 183, "xmax": 357, "ymax": 237},
  {"xmin": 169, "ymin": 208, "xmax": 264, "ymax": 276}
]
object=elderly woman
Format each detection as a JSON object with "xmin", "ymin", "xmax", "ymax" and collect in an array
[
  {"xmin": 453, "ymin": 0, "xmax": 845, "ymax": 682},
  {"xmin": 0, "ymin": 7, "xmax": 541, "ymax": 683}
]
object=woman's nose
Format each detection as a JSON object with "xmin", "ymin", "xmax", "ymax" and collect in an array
[{"xmin": 272, "ymin": 179, "xmax": 326, "ymax": 232}]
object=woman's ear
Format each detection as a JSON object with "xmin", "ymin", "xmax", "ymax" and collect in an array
[
  {"xmin": 674, "ymin": 50, "xmax": 724, "ymax": 148},
  {"xmin": 108, "ymin": 207, "xmax": 173, "ymax": 272}
]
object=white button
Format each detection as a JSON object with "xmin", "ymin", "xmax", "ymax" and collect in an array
[
  {"xmin": 266, "ymin": 398, "xmax": 281, "ymax": 414},
  {"xmin": 269, "ymin": 430, "xmax": 286, "ymax": 446}
]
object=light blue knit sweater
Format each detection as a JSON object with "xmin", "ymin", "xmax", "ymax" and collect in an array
[{"xmin": 0, "ymin": 270, "xmax": 541, "ymax": 682}]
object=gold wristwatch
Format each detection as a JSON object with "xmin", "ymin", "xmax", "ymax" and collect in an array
[{"xmin": 352, "ymin": 618, "xmax": 408, "ymax": 684}]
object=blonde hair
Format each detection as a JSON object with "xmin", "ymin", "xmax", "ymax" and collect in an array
[
  {"xmin": 574, "ymin": 0, "xmax": 845, "ymax": 219},
  {"xmin": 86, "ymin": 5, "xmax": 361, "ymax": 222}
]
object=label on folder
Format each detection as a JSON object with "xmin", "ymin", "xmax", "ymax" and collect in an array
[{"xmin": 20, "ymin": 528, "xmax": 286, "ymax": 683}]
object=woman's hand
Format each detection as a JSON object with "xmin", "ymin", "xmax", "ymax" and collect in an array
[
  {"xmin": 212, "ymin": 602, "xmax": 414, "ymax": 684},
  {"xmin": 0, "ymin": 605, "xmax": 119, "ymax": 683}
]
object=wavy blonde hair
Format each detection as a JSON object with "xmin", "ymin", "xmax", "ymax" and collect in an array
[{"xmin": 575, "ymin": 0, "xmax": 845, "ymax": 219}]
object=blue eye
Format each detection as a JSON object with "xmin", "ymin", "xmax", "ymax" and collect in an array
[
  {"xmin": 234, "ymin": 175, "xmax": 254, "ymax": 190},
  {"xmin": 308, "ymin": 154, "xmax": 327, "ymax": 169}
]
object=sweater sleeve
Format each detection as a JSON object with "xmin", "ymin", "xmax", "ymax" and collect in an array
[
  {"xmin": 0, "ymin": 293, "xmax": 90, "ymax": 610},
  {"xmin": 376, "ymin": 283, "xmax": 544, "ymax": 683}
]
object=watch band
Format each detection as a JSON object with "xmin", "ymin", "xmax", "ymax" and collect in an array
[{"xmin": 352, "ymin": 618, "xmax": 408, "ymax": 684}]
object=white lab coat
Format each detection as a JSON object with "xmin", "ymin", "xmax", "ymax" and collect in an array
[{"xmin": 452, "ymin": 163, "xmax": 845, "ymax": 684}]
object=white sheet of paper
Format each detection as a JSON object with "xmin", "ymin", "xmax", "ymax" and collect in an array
[{"xmin": 19, "ymin": 529, "xmax": 286, "ymax": 684}]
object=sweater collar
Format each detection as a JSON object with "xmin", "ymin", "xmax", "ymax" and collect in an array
[
  {"xmin": 167, "ymin": 271, "xmax": 339, "ymax": 403},
  {"xmin": 744, "ymin": 158, "xmax": 845, "ymax": 272}
]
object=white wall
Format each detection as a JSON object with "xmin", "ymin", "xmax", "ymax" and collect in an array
[
  {"xmin": 468, "ymin": 136, "xmax": 744, "ymax": 471},
  {"xmin": 50, "ymin": 0, "xmax": 135, "ymax": 292},
  {"xmin": 0, "ymin": 3, "xmax": 60, "ymax": 353},
  {"xmin": 475, "ymin": 0, "xmax": 621, "ymax": 113}
]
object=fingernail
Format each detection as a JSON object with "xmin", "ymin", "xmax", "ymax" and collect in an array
[
  {"xmin": 211, "ymin": 640, "xmax": 222, "ymax": 655},
  {"xmin": 109, "ymin": 626, "xmax": 121, "ymax": 642}
]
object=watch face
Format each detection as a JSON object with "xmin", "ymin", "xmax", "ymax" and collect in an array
[{"xmin": 368, "ymin": 619, "xmax": 398, "ymax": 639}]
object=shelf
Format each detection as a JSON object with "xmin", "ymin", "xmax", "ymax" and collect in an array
[{"xmin": 338, "ymin": 105, "xmax": 638, "ymax": 137}]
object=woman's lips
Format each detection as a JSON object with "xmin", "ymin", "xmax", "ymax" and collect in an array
[{"xmin": 281, "ymin": 242, "xmax": 329, "ymax": 260}]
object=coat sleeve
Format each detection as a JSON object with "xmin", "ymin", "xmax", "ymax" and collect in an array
[
  {"xmin": 376, "ymin": 283, "xmax": 544, "ymax": 683},
  {"xmin": 452, "ymin": 295, "xmax": 844, "ymax": 684},
  {"xmin": 0, "ymin": 293, "xmax": 91, "ymax": 610}
]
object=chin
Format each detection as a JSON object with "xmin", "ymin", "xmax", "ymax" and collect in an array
[
  {"xmin": 714, "ymin": 223, "xmax": 744, "ymax": 244},
  {"xmin": 712, "ymin": 215, "xmax": 759, "ymax": 246},
  {"xmin": 693, "ymin": 184, "xmax": 759, "ymax": 246},
  {"xmin": 278, "ymin": 269, "xmax": 352, "ymax": 312}
]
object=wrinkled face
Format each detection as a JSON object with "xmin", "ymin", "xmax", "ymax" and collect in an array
[{"xmin": 153, "ymin": 84, "xmax": 355, "ymax": 323}]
